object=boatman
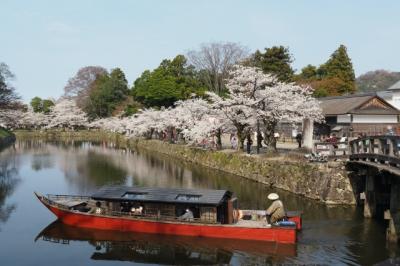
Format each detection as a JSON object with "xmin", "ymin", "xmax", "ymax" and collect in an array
[
  {"xmin": 266, "ymin": 193, "xmax": 286, "ymax": 224},
  {"xmin": 179, "ymin": 208, "xmax": 194, "ymax": 221}
]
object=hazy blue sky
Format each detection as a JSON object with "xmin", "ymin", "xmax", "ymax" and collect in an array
[{"xmin": 2, "ymin": 0, "xmax": 400, "ymax": 102}]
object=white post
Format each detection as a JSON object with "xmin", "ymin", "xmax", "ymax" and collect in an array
[{"xmin": 302, "ymin": 118, "xmax": 313, "ymax": 150}]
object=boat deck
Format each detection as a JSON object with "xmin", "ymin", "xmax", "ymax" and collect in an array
[{"xmin": 52, "ymin": 199, "xmax": 87, "ymax": 208}]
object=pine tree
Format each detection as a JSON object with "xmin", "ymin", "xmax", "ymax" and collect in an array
[
  {"xmin": 251, "ymin": 46, "xmax": 294, "ymax": 82},
  {"xmin": 323, "ymin": 45, "xmax": 356, "ymax": 94}
]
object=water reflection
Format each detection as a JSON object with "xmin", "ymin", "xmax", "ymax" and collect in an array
[
  {"xmin": 36, "ymin": 221, "xmax": 295, "ymax": 265},
  {"xmin": 31, "ymin": 153, "xmax": 54, "ymax": 171},
  {"xmin": 0, "ymin": 145, "xmax": 20, "ymax": 230}
]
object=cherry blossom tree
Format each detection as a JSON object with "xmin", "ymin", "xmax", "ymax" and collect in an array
[
  {"xmin": 0, "ymin": 64, "xmax": 322, "ymax": 155},
  {"xmin": 46, "ymin": 99, "xmax": 88, "ymax": 129},
  {"xmin": 89, "ymin": 117, "xmax": 127, "ymax": 133},
  {"xmin": 208, "ymin": 65, "xmax": 323, "ymax": 150},
  {"xmin": 0, "ymin": 107, "xmax": 52, "ymax": 129},
  {"xmin": 125, "ymin": 108, "xmax": 163, "ymax": 138},
  {"xmin": 173, "ymin": 98, "xmax": 211, "ymax": 142},
  {"xmin": 20, "ymin": 107, "xmax": 50, "ymax": 129},
  {"xmin": 0, "ymin": 109, "xmax": 24, "ymax": 129}
]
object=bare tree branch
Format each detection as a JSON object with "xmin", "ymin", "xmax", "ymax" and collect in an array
[
  {"xmin": 187, "ymin": 42, "xmax": 249, "ymax": 94},
  {"xmin": 63, "ymin": 66, "xmax": 107, "ymax": 108}
]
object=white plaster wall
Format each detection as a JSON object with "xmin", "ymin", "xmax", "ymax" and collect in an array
[
  {"xmin": 377, "ymin": 90, "xmax": 400, "ymax": 110},
  {"xmin": 391, "ymin": 97, "xmax": 400, "ymax": 110},
  {"xmin": 337, "ymin": 114, "xmax": 351, "ymax": 123},
  {"xmin": 352, "ymin": 115, "xmax": 398, "ymax": 123}
]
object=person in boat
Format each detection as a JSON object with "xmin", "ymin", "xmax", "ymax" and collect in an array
[
  {"xmin": 95, "ymin": 201, "xmax": 103, "ymax": 214},
  {"xmin": 266, "ymin": 193, "xmax": 286, "ymax": 224},
  {"xmin": 130, "ymin": 205, "xmax": 143, "ymax": 215},
  {"xmin": 179, "ymin": 208, "xmax": 194, "ymax": 221}
]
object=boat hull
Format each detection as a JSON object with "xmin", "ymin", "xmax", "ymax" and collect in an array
[{"xmin": 36, "ymin": 194, "xmax": 297, "ymax": 244}]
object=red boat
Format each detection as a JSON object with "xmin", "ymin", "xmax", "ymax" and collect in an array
[{"xmin": 35, "ymin": 186, "xmax": 302, "ymax": 244}]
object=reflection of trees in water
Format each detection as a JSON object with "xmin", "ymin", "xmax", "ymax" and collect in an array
[
  {"xmin": 61, "ymin": 149, "xmax": 128, "ymax": 195},
  {"xmin": 89, "ymin": 240, "xmax": 233, "ymax": 265},
  {"xmin": 0, "ymin": 146, "xmax": 20, "ymax": 229},
  {"xmin": 31, "ymin": 154, "xmax": 54, "ymax": 171}
]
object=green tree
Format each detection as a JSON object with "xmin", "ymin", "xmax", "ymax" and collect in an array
[
  {"xmin": 295, "ymin": 44, "xmax": 356, "ymax": 97},
  {"xmin": 30, "ymin": 97, "xmax": 55, "ymax": 113},
  {"xmin": 30, "ymin": 97, "xmax": 42, "ymax": 112},
  {"xmin": 84, "ymin": 68, "xmax": 130, "ymax": 118},
  {"xmin": 322, "ymin": 44, "xmax": 356, "ymax": 94},
  {"xmin": 42, "ymin": 99, "xmax": 55, "ymax": 113},
  {"xmin": 297, "ymin": 64, "xmax": 318, "ymax": 80},
  {"xmin": 132, "ymin": 55, "xmax": 206, "ymax": 107},
  {"xmin": 248, "ymin": 46, "xmax": 294, "ymax": 82}
]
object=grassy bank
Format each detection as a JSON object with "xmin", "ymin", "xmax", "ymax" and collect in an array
[
  {"xmin": 15, "ymin": 129, "xmax": 127, "ymax": 144},
  {"xmin": 0, "ymin": 127, "xmax": 16, "ymax": 148},
  {"xmin": 14, "ymin": 129, "xmax": 356, "ymax": 205}
]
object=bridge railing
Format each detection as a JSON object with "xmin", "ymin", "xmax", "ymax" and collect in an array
[{"xmin": 349, "ymin": 136, "xmax": 400, "ymax": 167}]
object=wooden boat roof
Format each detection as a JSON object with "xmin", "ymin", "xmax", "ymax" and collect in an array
[{"xmin": 91, "ymin": 185, "xmax": 232, "ymax": 206}]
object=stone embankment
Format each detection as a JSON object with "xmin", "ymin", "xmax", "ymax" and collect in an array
[
  {"xmin": 15, "ymin": 130, "xmax": 356, "ymax": 205},
  {"xmin": 132, "ymin": 139, "xmax": 356, "ymax": 205}
]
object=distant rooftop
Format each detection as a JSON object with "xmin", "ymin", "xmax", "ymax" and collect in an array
[
  {"xmin": 318, "ymin": 93, "xmax": 400, "ymax": 115},
  {"xmin": 387, "ymin": 80, "xmax": 400, "ymax": 90}
]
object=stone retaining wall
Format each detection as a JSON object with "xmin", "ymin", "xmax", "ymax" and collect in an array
[{"xmin": 131, "ymin": 139, "xmax": 356, "ymax": 205}]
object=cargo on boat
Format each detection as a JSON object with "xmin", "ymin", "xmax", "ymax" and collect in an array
[{"xmin": 35, "ymin": 186, "xmax": 301, "ymax": 244}]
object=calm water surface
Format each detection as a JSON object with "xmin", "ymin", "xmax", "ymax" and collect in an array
[{"xmin": 0, "ymin": 140, "xmax": 399, "ymax": 265}]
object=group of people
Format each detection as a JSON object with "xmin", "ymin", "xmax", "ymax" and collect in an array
[{"xmin": 119, "ymin": 202, "xmax": 144, "ymax": 215}]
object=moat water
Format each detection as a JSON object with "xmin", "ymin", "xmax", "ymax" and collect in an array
[{"xmin": 0, "ymin": 140, "xmax": 398, "ymax": 265}]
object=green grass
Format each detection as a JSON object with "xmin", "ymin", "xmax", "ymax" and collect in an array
[{"xmin": 0, "ymin": 127, "xmax": 12, "ymax": 138}]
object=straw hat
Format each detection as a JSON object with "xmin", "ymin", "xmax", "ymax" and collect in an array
[{"xmin": 267, "ymin": 193, "xmax": 279, "ymax": 200}]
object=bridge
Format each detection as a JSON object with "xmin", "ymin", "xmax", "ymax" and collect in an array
[{"xmin": 347, "ymin": 136, "xmax": 400, "ymax": 243}]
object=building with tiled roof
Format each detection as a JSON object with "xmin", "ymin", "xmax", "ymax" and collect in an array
[{"xmin": 318, "ymin": 93, "xmax": 400, "ymax": 137}]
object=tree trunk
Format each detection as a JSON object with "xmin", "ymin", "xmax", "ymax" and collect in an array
[
  {"xmin": 256, "ymin": 121, "xmax": 262, "ymax": 154},
  {"xmin": 237, "ymin": 129, "xmax": 245, "ymax": 151},
  {"xmin": 168, "ymin": 127, "xmax": 174, "ymax": 143},
  {"xmin": 216, "ymin": 128, "xmax": 222, "ymax": 150},
  {"xmin": 262, "ymin": 120, "xmax": 277, "ymax": 151},
  {"xmin": 246, "ymin": 132, "xmax": 252, "ymax": 154},
  {"xmin": 146, "ymin": 129, "xmax": 154, "ymax": 139}
]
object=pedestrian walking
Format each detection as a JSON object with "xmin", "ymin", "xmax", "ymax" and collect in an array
[{"xmin": 296, "ymin": 132, "xmax": 302, "ymax": 148}]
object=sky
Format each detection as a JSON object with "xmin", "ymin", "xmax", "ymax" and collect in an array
[{"xmin": 1, "ymin": 0, "xmax": 400, "ymax": 102}]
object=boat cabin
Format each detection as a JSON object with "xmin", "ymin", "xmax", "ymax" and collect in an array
[{"xmin": 90, "ymin": 186, "xmax": 238, "ymax": 224}]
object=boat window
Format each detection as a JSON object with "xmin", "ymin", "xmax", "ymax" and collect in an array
[
  {"xmin": 122, "ymin": 192, "xmax": 148, "ymax": 200},
  {"xmin": 175, "ymin": 194, "xmax": 201, "ymax": 201}
]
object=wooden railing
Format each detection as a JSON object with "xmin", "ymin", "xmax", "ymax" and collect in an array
[{"xmin": 349, "ymin": 136, "xmax": 400, "ymax": 169}]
